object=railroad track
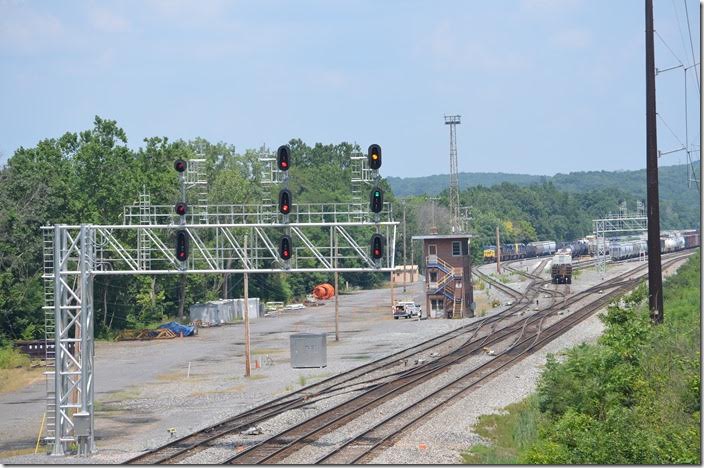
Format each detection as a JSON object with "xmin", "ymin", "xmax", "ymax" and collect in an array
[
  {"xmin": 126, "ymin": 263, "xmax": 548, "ymax": 464},
  {"xmin": 222, "ymin": 253, "xmax": 690, "ymax": 465},
  {"xmin": 310, "ymin": 253, "xmax": 691, "ymax": 464},
  {"xmin": 128, "ymin": 251, "xmax": 692, "ymax": 464}
]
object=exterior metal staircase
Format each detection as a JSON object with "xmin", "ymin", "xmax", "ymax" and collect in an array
[{"xmin": 426, "ymin": 255, "xmax": 464, "ymax": 318}]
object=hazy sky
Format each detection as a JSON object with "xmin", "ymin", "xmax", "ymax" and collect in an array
[{"xmin": 0, "ymin": 0, "xmax": 700, "ymax": 177}]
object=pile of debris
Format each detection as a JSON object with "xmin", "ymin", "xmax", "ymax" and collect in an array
[{"xmin": 117, "ymin": 321, "xmax": 197, "ymax": 341}]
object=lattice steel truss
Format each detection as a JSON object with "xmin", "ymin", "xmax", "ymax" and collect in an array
[
  {"xmin": 593, "ymin": 203, "xmax": 647, "ymax": 274},
  {"xmin": 445, "ymin": 115, "xmax": 462, "ymax": 233},
  {"xmin": 43, "ymin": 204, "xmax": 397, "ymax": 455}
]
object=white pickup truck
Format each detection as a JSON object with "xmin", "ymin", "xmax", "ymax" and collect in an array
[{"xmin": 393, "ymin": 301, "xmax": 422, "ymax": 319}]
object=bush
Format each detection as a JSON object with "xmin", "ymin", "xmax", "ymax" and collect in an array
[
  {"xmin": 464, "ymin": 250, "xmax": 701, "ymax": 464},
  {"xmin": 0, "ymin": 346, "xmax": 31, "ymax": 369}
]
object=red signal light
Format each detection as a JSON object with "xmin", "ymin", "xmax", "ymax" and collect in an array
[
  {"xmin": 371, "ymin": 234, "xmax": 385, "ymax": 259},
  {"xmin": 175, "ymin": 202, "xmax": 187, "ymax": 216},
  {"xmin": 277, "ymin": 145, "xmax": 291, "ymax": 172},
  {"xmin": 175, "ymin": 230, "xmax": 189, "ymax": 261},
  {"xmin": 279, "ymin": 189, "xmax": 292, "ymax": 215},
  {"xmin": 279, "ymin": 235, "xmax": 292, "ymax": 260},
  {"xmin": 174, "ymin": 159, "xmax": 187, "ymax": 173}
]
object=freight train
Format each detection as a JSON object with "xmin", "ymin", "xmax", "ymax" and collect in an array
[
  {"xmin": 610, "ymin": 230, "xmax": 699, "ymax": 261},
  {"xmin": 483, "ymin": 230, "xmax": 698, "ymax": 264},
  {"xmin": 551, "ymin": 249, "xmax": 573, "ymax": 284},
  {"xmin": 482, "ymin": 240, "xmax": 560, "ymax": 263}
]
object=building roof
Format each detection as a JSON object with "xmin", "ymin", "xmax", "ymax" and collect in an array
[{"xmin": 412, "ymin": 234, "xmax": 473, "ymax": 240}]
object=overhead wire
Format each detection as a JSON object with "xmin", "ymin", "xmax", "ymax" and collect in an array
[
  {"xmin": 671, "ymin": 0, "xmax": 691, "ymax": 61},
  {"xmin": 682, "ymin": 0, "xmax": 700, "ymax": 94},
  {"xmin": 654, "ymin": 1, "xmax": 700, "ymax": 191},
  {"xmin": 655, "ymin": 30, "xmax": 685, "ymax": 66},
  {"xmin": 656, "ymin": 113, "xmax": 687, "ymax": 148}
]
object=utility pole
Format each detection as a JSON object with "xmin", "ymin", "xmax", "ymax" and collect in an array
[
  {"xmin": 390, "ymin": 268, "xmax": 395, "ymax": 311},
  {"xmin": 243, "ymin": 235, "xmax": 252, "ymax": 376},
  {"xmin": 496, "ymin": 226, "xmax": 501, "ymax": 274},
  {"xmin": 403, "ymin": 202, "xmax": 407, "ymax": 293},
  {"xmin": 334, "ymin": 233, "xmax": 339, "ymax": 342},
  {"xmin": 645, "ymin": 0, "xmax": 664, "ymax": 323}
]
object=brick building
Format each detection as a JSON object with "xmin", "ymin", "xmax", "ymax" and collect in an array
[{"xmin": 412, "ymin": 234, "xmax": 474, "ymax": 319}]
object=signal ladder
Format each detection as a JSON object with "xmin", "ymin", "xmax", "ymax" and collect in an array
[{"xmin": 42, "ymin": 229, "xmax": 56, "ymax": 451}]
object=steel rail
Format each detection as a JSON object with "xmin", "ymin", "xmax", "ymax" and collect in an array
[{"xmin": 314, "ymin": 255, "xmax": 689, "ymax": 464}]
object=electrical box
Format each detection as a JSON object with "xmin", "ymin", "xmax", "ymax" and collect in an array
[
  {"xmin": 74, "ymin": 411, "xmax": 91, "ymax": 437},
  {"xmin": 290, "ymin": 333, "xmax": 327, "ymax": 368}
]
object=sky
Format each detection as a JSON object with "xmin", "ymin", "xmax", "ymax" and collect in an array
[{"xmin": 0, "ymin": 0, "xmax": 700, "ymax": 178}]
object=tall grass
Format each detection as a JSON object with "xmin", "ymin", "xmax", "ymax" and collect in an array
[{"xmin": 0, "ymin": 346, "xmax": 30, "ymax": 369}]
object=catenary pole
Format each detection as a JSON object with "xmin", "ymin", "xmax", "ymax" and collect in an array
[{"xmin": 645, "ymin": 0, "xmax": 664, "ymax": 323}]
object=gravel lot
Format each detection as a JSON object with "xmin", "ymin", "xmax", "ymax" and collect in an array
[
  {"xmin": 1, "ymin": 278, "xmax": 478, "ymax": 464},
  {"xmin": 1, "ymin": 255, "xmax": 687, "ymax": 465}
]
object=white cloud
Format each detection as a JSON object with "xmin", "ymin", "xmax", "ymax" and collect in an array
[
  {"xmin": 90, "ymin": 7, "xmax": 131, "ymax": 33},
  {"xmin": 551, "ymin": 28, "xmax": 592, "ymax": 49},
  {"xmin": 307, "ymin": 68, "xmax": 353, "ymax": 89},
  {"xmin": 0, "ymin": 2, "xmax": 66, "ymax": 54},
  {"xmin": 518, "ymin": 0, "xmax": 584, "ymax": 18},
  {"xmin": 145, "ymin": 0, "xmax": 231, "ymax": 25},
  {"xmin": 425, "ymin": 20, "xmax": 532, "ymax": 73}
]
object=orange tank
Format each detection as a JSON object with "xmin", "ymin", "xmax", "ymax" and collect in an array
[{"xmin": 312, "ymin": 283, "xmax": 335, "ymax": 300}]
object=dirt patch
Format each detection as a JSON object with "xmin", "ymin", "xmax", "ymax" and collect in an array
[
  {"xmin": 0, "ymin": 368, "xmax": 43, "ymax": 394},
  {"xmin": 0, "ymin": 447, "xmax": 36, "ymax": 458}
]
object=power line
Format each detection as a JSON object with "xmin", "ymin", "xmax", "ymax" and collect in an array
[
  {"xmin": 671, "ymin": 0, "xmax": 690, "ymax": 59},
  {"xmin": 655, "ymin": 30, "xmax": 684, "ymax": 66},
  {"xmin": 656, "ymin": 112, "xmax": 686, "ymax": 148},
  {"xmin": 683, "ymin": 0, "xmax": 700, "ymax": 94}
]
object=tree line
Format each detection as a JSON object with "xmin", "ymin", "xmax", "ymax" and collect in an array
[
  {"xmin": 0, "ymin": 117, "xmax": 389, "ymax": 342},
  {"xmin": 2, "ymin": 116, "xmax": 695, "ymax": 342}
]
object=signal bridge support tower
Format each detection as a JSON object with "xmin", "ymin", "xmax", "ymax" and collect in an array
[
  {"xmin": 43, "ymin": 149, "xmax": 398, "ymax": 457},
  {"xmin": 593, "ymin": 201, "xmax": 647, "ymax": 275}
]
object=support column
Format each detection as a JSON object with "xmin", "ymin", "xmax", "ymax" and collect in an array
[
  {"xmin": 77, "ymin": 225, "xmax": 95, "ymax": 456},
  {"xmin": 496, "ymin": 226, "xmax": 501, "ymax": 273},
  {"xmin": 334, "ymin": 233, "xmax": 339, "ymax": 342},
  {"xmin": 51, "ymin": 226, "xmax": 64, "ymax": 456},
  {"xmin": 243, "ymin": 235, "xmax": 251, "ymax": 377}
]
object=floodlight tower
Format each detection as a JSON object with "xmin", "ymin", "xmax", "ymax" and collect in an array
[{"xmin": 445, "ymin": 114, "xmax": 462, "ymax": 232}]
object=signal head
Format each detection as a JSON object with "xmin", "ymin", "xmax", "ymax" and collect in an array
[
  {"xmin": 368, "ymin": 144, "xmax": 382, "ymax": 170},
  {"xmin": 370, "ymin": 234, "xmax": 385, "ymax": 260},
  {"xmin": 175, "ymin": 202, "xmax": 188, "ymax": 216},
  {"xmin": 174, "ymin": 159, "xmax": 187, "ymax": 173},
  {"xmin": 369, "ymin": 186, "xmax": 384, "ymax": 214},
  {"xmin": 277, "ymin": 145, "xmax": 291, "ymax": 171},
  {"xmin": 278, "ymin": 189, "xmax": 292, "ymax": 215},
  {"xmin": 279, "ymin": 235, "xmax": 292, "ymax": 261},
  {"xmin": 175, "ymin": 230, "xmax": 189, "ymax": 262}
]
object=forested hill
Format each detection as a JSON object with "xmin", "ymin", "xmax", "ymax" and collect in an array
[
  {"xmin": 388, "ymin": 162, "xmax": 699, "ymax": 200},
  {"xmin": 388, "ymin": 161, "xmax": 701, "ymax": 229}
]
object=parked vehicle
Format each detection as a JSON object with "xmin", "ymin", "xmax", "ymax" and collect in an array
[{"xmin": 393, "ymin": 301, "xmax": 422, "ymax": 319}]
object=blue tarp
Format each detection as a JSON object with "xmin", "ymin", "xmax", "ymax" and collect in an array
[{"xmin": 158, "ymin": 321, "xmax": 196, "ymax": 336}]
